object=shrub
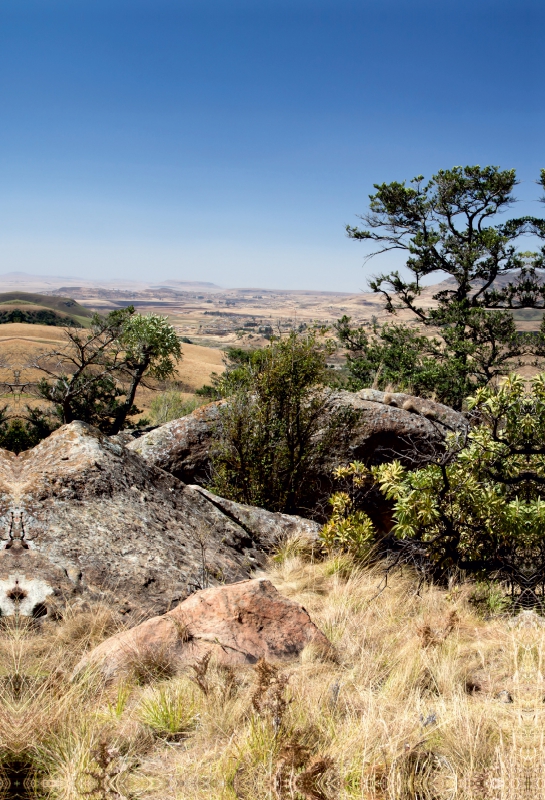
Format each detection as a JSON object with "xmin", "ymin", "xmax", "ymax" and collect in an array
[
  {"xmin": 319, "ymin": 463, "xmax": 375, "ymax": 560},
  {"xmin": 371, "ymin": 373, "xmax": 545, "ymax": 592},
  {"xmin": 335, "ymin": 316, "xmax": 480, "ymax": 409},
  {"xmin": 208, "ymin": 330, "xmax": 352, "ymax": 515},
  {"xmin": 0, "ymin": 408, "xmax": 59, "ymax": 454}
]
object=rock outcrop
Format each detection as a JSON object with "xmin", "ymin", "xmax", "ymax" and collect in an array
[
  {"xmin": 126, "ymin": 401, "xmax": 223, "ymax": 485},
  {"xmin": 75, "ymin": 578, "xmax": 331, "ymax": 678},
  {"xmin": 128, "ymin": 388, "xmax": 468, "ymax": 491},
  {"xmin": 0, "ymin": 423, "xmax": 319, "ymax": 618}
]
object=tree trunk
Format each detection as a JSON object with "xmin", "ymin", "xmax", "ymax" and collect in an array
[{"xmin": 109, "ymin": 362, "xmax": 147, "ymax": 435}]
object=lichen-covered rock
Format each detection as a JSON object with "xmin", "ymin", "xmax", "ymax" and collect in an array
[
  {"xmin": 74, "ymin": 578, "xmax": 331, "ymax": 678},
  {"xmin": 0, "ymin": 422, "xmax": 319, "ymax": 617},
  {"xmin": 191, "ymin": 486, "xmax": 320, "ymax": 550},
  {"xmin": 325, "ymin": 388, "xmax": 467, "ymax": 465}
]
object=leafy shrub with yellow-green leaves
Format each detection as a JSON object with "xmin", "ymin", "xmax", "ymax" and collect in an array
[
  {"xmin": 319, "ymin": 462, "xmax": 375, "ymax": 559},
  {"xmin": 321, "ymin": 374, "xmax": 545, "ymax": 593}
]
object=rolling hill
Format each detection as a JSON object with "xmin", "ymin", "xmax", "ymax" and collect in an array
[{"xmin": 0, "ymin": 292, "xmax": 94, "ymax": 327}]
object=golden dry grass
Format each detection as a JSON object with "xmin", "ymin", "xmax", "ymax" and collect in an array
[
  {"xmin": 0, "ymin": 322, "xmax": 225, "ymax": 419},
  {"xmin": 0, "ymin": 556, "xmax": 540, "ymax": 799}
]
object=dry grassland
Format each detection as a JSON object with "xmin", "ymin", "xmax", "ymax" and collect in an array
[
  {"xmin": 0, "ymin": 552, "xmax": 540, "ymax": 799},
  {"xmin": 0, "ymin": 323, "xmax": 225, "ymax": 418}
]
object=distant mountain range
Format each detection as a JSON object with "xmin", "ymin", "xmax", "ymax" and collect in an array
[{"xmin": 0, "ymin": 272, "xmax": 222, "ymax": 292}]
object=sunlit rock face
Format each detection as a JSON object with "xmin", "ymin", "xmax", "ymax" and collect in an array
[{"xmin": 0, "ymin": 423, "xmax": 319, "ymax": 619}]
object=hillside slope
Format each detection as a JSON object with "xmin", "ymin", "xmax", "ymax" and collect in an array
[{"xmin": 0, "ymin": 292, "xmax": 93, "ymax": 326}]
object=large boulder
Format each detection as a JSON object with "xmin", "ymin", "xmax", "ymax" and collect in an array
[
  {"xmin": 0, "ymin": 423, "xmax": 319, "ymax": 618},
  {"xmin": 127, "ymin": 389, "xmax": 468, "ymax": 503},
  {"xmin": 126, "ymin": 401, "xmax": 223, "ymax": 485},
  {"xmin": 74, "ymin": 578, "xmax": 331, "ymax": 678}
]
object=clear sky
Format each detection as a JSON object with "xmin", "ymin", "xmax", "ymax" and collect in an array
[{"xmin": 0, "ymin": 0, "xmax": 544, "ymax": 291}]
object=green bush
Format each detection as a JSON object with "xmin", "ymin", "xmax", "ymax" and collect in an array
[
  {"xmin": 0, "ymin": 409, "xmax": 58, "ymax": 454},
  {"xmin": 370, "ymin": 373, "xmax": 545, "ymax": 589},
  {"xmin": 335, "ymin": 313, "xmax": 519, "ymax": 410},
  {"xmin": 319, "ymin": 463, "xmax": 375, "ymax": 559},
  {"xmin": 208, "ymin": 330, "xmax": 352, "ymax": 514}
]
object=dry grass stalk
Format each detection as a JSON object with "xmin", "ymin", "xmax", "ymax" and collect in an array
[{"xmin": 0, "ymin": 558, "xmax": 540, "ymax": 798}]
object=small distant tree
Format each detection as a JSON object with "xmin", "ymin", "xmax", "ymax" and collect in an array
[
  {"xmin": 208, "ymin": 330, "xmax": 352, "ymax": 515},
  {"xmin": 109, "ymin": 313, "xmax": 181, "ymax": 434},
  {"xmin": 32, "ymin": 309, "xmax": 181, "ymax": 434},
  {"xmin": 32, "ymin": 309, "xmax": 131, "ymax": 427}
]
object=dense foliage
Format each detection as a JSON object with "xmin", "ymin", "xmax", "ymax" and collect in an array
[
  {"xmin": 335, "ymin": 317, "xmax": 477, "ymax": 407},
  {"xmin": 0, "ymin": 308, "xmax": 79, "ymax": 326},
  {"xmin": 325, "ymin": 375, "xmax": 545, "ymax": 593},
  {"xmin": 208, "ymin": 331, "xmax": 351, "ymax": 515},
  {"xmin": 0, "ymin": 408, "xmax": 58, "ymax": 454},
  {"xmin": 320, "ymin": 462, "xmax": 375, "ymax": 559}
]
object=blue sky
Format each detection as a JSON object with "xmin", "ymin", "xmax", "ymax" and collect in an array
[{"xmin": 0, "ymin": 0, "xmax": 544, "ymax": 291}]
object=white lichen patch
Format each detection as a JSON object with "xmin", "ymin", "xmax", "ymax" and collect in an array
[{"xmin": 0, "ymin": 574, "xmax": 54, "ymax": 616}]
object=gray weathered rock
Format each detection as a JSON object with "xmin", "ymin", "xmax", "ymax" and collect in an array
[
  {"xmin": 0, "ymin": 422, "xmax": 318, "ymax": 617},
  {"xmin": 128, "ymin": 389, "xmax": 468, "ymax": 488},
  {"xmin": 126, "ymin": 401, "xmax": 223, "ymax": 485}
]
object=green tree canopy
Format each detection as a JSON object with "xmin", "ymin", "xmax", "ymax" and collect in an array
[{"xmin": 341, "ymin": 165, "xmax": 545, "ymax": 407}]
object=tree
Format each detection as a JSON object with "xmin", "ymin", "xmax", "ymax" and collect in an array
[
  {"xmin": 342, "ymin": 165, "xmax": 544, "ymax": 406},
  {"xmin": 336, "ymin": 309, "xmax": 522, "ymax": 409},
  {"xmin": 335, "ymin": 316, "xmax": 472, "ymax": 406},
  {"xmin": 208, "ymin": 331, "xmax": 352, "ymax": 515},
  {"xmin": 32, "ymin": 309, "xmax": 131, "ymax": 428},
  {"xmin": 33, "ymin": 309, "xmax": 181, "ymax": 434},
  {"xmin": 109, "ymin": 313, "xmax": 181, "ymax": 434}
]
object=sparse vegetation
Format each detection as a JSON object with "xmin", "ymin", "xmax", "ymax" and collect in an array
[
  {"xmin": 0, "ymin": 556, "xmax": 535, "ymax": 799},
  {"xmin": 148, "ymin": 390, "xmax": 203, "ymax": 425}
]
